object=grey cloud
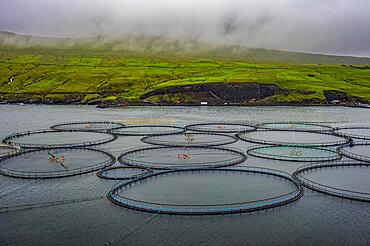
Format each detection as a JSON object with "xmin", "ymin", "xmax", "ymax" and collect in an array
[{"xmin": 0, "ymin": 0, "xmax": 369, "ymax": 56}]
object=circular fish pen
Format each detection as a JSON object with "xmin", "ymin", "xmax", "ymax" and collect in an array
[
  {"xmin": 334, "ymin": 126, "xmax": 370, "ymax": 140},
  {"xmin": 185, "ymin": 123, "xmax": 256, "ymax": 133},
  {"xmin": 141, "ymin": 133, "xmax": 238, "ymax": 147},
  {"xmin": 257, "ymin": 122, "xmax": 333, "ymax": 132},
  {"xmin": 111, "ymin": 125, "xmax": 185, "ymax": 136},
  {"xmin": 0, "ymin": 147, "xmax": 115, "ymax": 179},
  {"xmin": 97, "ymin": 166, "xmax": 153, "ymax": 180},
  {"xmin": 118, "ymin": 146, "xmax": 247, "ymax": 169},
  {"xmin": 108, "ymin": 167, "xmax": 303, "ymax": 215},
  {"xmin": 339, "ymin": 144, "xmax": 370, "ymax": 162},
  {"xmin": 247, "ymin": 145, "xmax": 341, "ymax": 162},
  {"xmin": 293, "ymin": 161, "xmax": 370, "ymax": 202},
  {"xmin": 50, "ymin": 121, "xmax": 124, "ymax": 132},
  {"xmin": 2, "ymin": 129, "xmax": 117, "ymax": 148},
  {"xmin": 237, "ymin": 130, "xmax": 349, "ymax": 147},
  {"xmin": 0, "ymin": 144, "xmax": 20, "ymax": 159}
]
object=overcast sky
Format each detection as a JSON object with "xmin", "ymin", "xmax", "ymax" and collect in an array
[{"xmin": 1, "ymin": 0, "xmax": 369, "ymax": 56}]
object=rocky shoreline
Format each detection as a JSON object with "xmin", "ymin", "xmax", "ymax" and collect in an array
[
  {"xmin": 0, "ymin": 83, "xmax": 368, "ymax": 108},
  {"xmin": 1, "ymin": 99, "xmax": 369, "ymax": 109}
]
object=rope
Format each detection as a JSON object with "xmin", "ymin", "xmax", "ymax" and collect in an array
[
  {"xmin": 107, "ymin": 211, "xmax": 160, "ymax": 245},
  {"xmin": 0, "ymin": 196, "xmax": 104, "ymax": 213},
  {"xmin": 0, "ymin": 179, "xmax": 40, "ymax": 198}
]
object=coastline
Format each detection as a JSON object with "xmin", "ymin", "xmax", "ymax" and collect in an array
[{"xmin": 1, "ymin": 100, "xmax": 369, "ymax": 109}]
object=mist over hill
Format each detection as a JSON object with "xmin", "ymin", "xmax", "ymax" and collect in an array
[
  {"xmin": 1, "ymin": 0, "xmax": 370, "ymax": 57},
  {"xmin": 1, "ymin": 31, "xmax": 370, "ymax": 65}
]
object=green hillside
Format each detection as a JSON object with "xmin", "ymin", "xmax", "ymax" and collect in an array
[{"xmin": 0, "ymin": 31, "xmax": 369, "ymax": 105}]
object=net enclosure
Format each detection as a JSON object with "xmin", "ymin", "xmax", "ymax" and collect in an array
[
  {"xmin": 108, "ymin": 167, "xmax": 303, "ymax": 215},
  {"xmin": 237, "ymin": 130, "xmax": 349, "ymax": 147},
  {"xmin": 141, "ymin": 133, "xmax": 238, "ymax": 147},
  {"xmin": 334, "ymin": 126, "xmax": 370, "ymax": 140},
  {"xmin": 2, "ymin": 129, "xmax": 117, "ymax": 148},
  {"xmin": 185, "ymin": 123, "xmax": 255, "ymax": 133},
  {"xmin": 111, "ymin": 125, "xmax": 185, "ymax": 136},
  {"xmin": 118, "ymin": 146, "xmax": 247, "ymax": 169},
  {"xmin": 257, "ymin": 122, "xmax": 333, "ymax": 132},
  {"xmin": 0, "ymin": 147, "xmax": 115, "ymax": 179},
  {"xmin": 50, "ymin": 121, "xmax": 124, "ymax": 132},
  {"xmin": 293, "ymin": 161, "xmax": 370, "ymax": 202},
  {"xmin": 339, "ymin": 144, "xmax": 370, "ymax": 162},
  {"xmin": 247, "ymin": 145, "xmax": 341, "ymax": 162},
  {"xmin": 97, "ymin": 166, "xmax": 153, "ymax": 180}
]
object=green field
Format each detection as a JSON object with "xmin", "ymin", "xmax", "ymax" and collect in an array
[{"xmin": 1, "ymin": 32, "xmax": 369, "ymax": 104}]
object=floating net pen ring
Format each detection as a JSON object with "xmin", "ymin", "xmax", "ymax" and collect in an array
[
  {"xmin": 338, "ymin": 144, "xmax": 370, "ymax": 163},
  {"xmin": 0, "ymin": 147, "xmax": 115, "ymax": 179},
  {"xmin": 97, "ymin": 166, "xmax": 154, "ymax": 180},
  {"xmin": 237, "ymin": 130, "xmax": 350, "ymax": 147},
  {"xmin": 117, "ymin": 146, "xmax": 247, "ymax": 170},
  {"xmin": 256, "ymin": 122, "xmax": 333, "ymax": 132},
  {"xmin": 247, "ymin": 145, "xmax": 341, "ymax": 162},
  {"xmin": 185, "ymin": 123, "xmax": 256, "ymax": 133},
  {"xmin": 2, "ymin": 129, "xmax": 117, "ymax": 149},
  {"xmin": 334, "ymin": 126, "xmax": 370, "ymax": 140},
  {"xmin": 50, "ymin": 121, "xmax": 125, "ymax": 132},
  {"xmin": 293, "ymin": 161, "xmax": 370, "ymax": 202},
  {"xmin": 141, "ymin": 132, "xmax": 239, "ymax": 147},
  {"xmin": 108, "ymin": 167, "xmax": 304, "ymax": 215},
  {"xmin": 110, "ymin": 125, "xmax": 185, "ymax": 136}
]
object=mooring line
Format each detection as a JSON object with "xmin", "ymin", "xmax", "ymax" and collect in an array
[
  {"xmin": 108, "ymin": 211, "xmax": 160, "ymax": 245},
  {"xmin": 0, "ymin": 195, "xmax": 104, "ymax": 213},
  {"xmin": 0, "ymin": 179, "xmax": 40, "ymax": 198}
]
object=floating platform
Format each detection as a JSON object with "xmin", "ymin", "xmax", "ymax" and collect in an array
[
  {"xmin": 111, "ymin": 125, "xmax": 185, "ymax": 136},
  {"xmin": 247, "ymin": 145, "xmax": 341, "ymax": 162},
  {"xmin": 186, "ymin": 123, "xmax": 255, "ymax": 133},
  {"xmin": 108, "ymin": 167, "xmax": 303, "ymax": 215},
  {"xmin": 237, "ymin": 130, "xmax": 349, "ymax": 147},
  {"xmin": 257, "ymin": 122, "xmax": 333, "ymax": 132},
  {"xmin": 293, "ymin": 161, "xmax": 370, "ymax": 202},
  {"xmin": 141, "ymin": 132, "xmax": 238, "ymax": 147},
  {"xmin": 0, "ymin": 147, "xmax": 115, "ymax": 179},
  {"xmin": 118, "ymin": 146, "xmax": 247, "ymax": 169},
  {"xmin": 2, "ymin": 129, "xmax": 117, "ymax": 148},
  {"xmin": 50, "ymin": 121, "xmax": 125, "ymax": 132}
]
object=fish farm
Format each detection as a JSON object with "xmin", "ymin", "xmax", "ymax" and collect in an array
[
  {"xmin": 1, "ymin": 118, "xmax": 370, "ymax": 219},
  {"xmin": 0, "ymin": 106, "xmax": 370, "ymax": 244}
]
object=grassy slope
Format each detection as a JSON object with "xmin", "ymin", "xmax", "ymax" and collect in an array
[{"xmin": 0, "ymin": 32, "xmax": 369, "ymax": 104}]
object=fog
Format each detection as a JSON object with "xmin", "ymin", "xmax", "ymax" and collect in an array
[{"xmin": 1, "ymin": 0, "xmax": 369, "ymax": 56}]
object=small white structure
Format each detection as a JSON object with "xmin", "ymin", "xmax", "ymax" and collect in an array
[
  {"xmin": 331, "ymin": 100, "xmax": 340, "ymax": 104},
  {"xmin": 200, "ymin": 102, "xmax": 208, "ymax": 106}
]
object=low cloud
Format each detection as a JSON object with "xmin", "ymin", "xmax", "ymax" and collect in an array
[{"xmin": 1, "ymin": 0, "xmax": 369, "ymax": 56}]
